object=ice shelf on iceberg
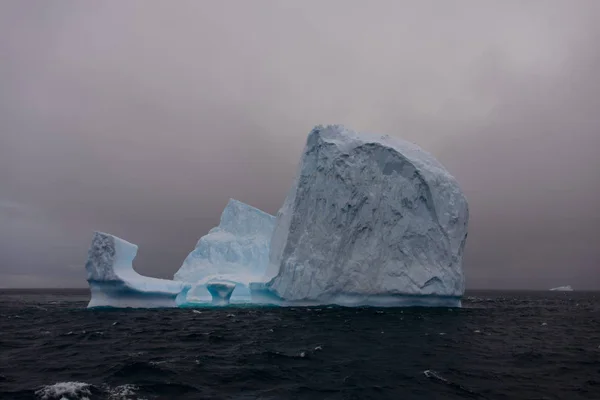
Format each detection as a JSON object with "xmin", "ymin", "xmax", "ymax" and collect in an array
[
  {"xmin": 174, "ymin": 198, "xmax": 275, "ymax": 299},
  {"xmin": 206, "ymin": 281, "xmax": 236, "ymax": 305},
  {"xmin": 85, "ymin": 232, "xmax": 190, "ymax": 308},
  {"xmin": 549, "ymin": 285, "xmax": 573, "ymax": 291},
  {"xmin": 251, "ymin": 125, "xmax": 469, "ymax": 307}
]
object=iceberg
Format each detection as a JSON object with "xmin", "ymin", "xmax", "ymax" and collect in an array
[
  {"xmin": 85, "ymin": 232, "xmax": 190, "ymax": 308},
  {"xmin": 174, "ymin": 199, "xmax": 275, "ymax": 300},
  {"xmin": 549, "ymin": 285, "xmax": 573, "ymax": 291},
  {"xmin": 253, "ymin": 125, "xmax": 469, "ymax": 307}
]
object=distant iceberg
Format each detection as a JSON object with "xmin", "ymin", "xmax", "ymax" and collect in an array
[
  {"xmin": 174, "ymin": 199, "xmax": 275, "ymax": 301},
  {"xmin": 252, "ymin": 125, "xmax": 469, "ymax": 307},
  {"xmin": 549, "ymin": 285, "xmax": 573, "ymax": 291},
  {"xmin": 85, "ymin": 232, "xmax": 190, "ymax": 308}
]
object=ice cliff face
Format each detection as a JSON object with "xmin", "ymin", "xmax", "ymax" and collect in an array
[
  {"xmin": 262, "ymin": 125, "xmax": 469, "ymax": 306},
  {"xmin": 85, "ymin": 232, "xmax": 190, "ymax": 308},
  {"xmin": 174, "ymin": 199, "xmax": 275, "ymax": 297}
]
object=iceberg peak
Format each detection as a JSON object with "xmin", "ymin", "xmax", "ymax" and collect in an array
[{"xmin": 216, "ymin": 198, "xmax": 275, "ymax": 237}]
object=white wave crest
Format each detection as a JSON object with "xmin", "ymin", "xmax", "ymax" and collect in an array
[
  {"xmin": 107, "ymin": 384, "xmax": 142, "ymax": 399},
  {"xmin": 35, "ymin": 381, "xmax": 92, "ymax": 400}
]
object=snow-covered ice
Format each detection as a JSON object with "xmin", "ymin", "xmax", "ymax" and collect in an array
[
  {"xmin": 174, "ymin": 198, "xmax": 275, "ymax": 300},
  {"xmin": 253, "ymin": 125, "xmax": 469, "ymax": 307},
  {"xmin": 85, "ymin": 232, "xmax": 190, "ymax": 308}
]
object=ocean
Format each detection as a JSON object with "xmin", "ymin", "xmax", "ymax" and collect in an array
[{"xmin": 0, "ymin": 289, "xmax": 598, "ymax": 400}]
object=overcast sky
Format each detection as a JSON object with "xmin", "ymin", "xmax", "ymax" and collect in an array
[{"xmin": 1, "ymin": 1, "xmax": 599, "ymax": 289}]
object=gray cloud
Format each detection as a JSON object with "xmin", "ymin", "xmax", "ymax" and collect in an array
[{"xmin": 1, "ymin": 1, "xmax": 598, "ymax": 289}]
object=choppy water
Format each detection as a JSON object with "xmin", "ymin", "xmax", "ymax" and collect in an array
[{"xmin": 1, "ymin": 289, "xmax": 599, "ymax": 400}]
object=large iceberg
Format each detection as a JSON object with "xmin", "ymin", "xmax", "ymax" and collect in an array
[
  {"xmin": 253, "ymin": 125, "xmax": 469, "ymax": 307},
  {"xmin": 85, "ymin": 232, "xmax": 190, "ymax": 308},
  {"xmin": 174, "ymin": 199, "xmax": 275, "ymax": 300}
]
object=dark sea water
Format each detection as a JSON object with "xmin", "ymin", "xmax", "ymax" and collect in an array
[{"xmin": 1, "ymin": 290, "xmax": 599, "ymax": 400}]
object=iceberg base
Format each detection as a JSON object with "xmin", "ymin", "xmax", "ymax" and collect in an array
[
  {"xmin": 88, "ymin": 282, "xmax": 190, "ymax": 309},
  {"xmin": 250, "ymin": 283, "xmax": 462, "ymax": 307}
]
